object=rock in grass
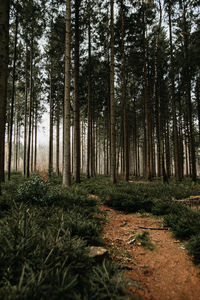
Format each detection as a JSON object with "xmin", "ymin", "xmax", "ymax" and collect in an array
[{"xmin": 88, "ymin": 246, "xmax": 108, "ymax": 259}]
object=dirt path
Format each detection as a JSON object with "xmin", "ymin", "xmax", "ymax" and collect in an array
[{"xmin": 100, "ymin": 205, "xmax": 200, "ymax": 300}]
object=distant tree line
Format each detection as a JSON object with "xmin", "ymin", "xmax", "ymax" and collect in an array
[{"xmin": 0, "ymin": 0, "xmax": 200, "ymax": 192}]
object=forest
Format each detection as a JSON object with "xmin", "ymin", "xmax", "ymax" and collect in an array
[{"xmin": 0, "ymin": 0, "xmax": 200, "ymax": 299}]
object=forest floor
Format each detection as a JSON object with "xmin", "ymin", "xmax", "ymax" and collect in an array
[{"xmin": 100, "ymin": 205, "xmax": 200, "ymax": 300}]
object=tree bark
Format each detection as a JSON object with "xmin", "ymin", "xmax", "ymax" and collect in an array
[
  {"xmin": 87, "ymin": 11, "xmax": 92, "ymax": 178},
  {"xmin": 26, "ymin": 43, "xmax": 33, "ymax": 178},
  {"xmin": 48, "ymin": 62, "xmax": 53, "ymax": 176},
  {"xmin": 62, "ymin": 0, "xmax": 71, "ymax": 187},
  {"xmin": 143, "ymin": 8, "xmax": 152, "ymax": 180},
  {"xmin": 8, "ymin": 3, "xmax": 18, "ymax": 180},
  {"xmin": 168, "ymin": 3, "xmax": 182, "ymax": 181},
  {"xmin": 73, "ymin": 0, "xmax": 81, "ymax": 183},
  {"xmin": 0, "ymin": 0, "xmax": 9, "ymax": 187},
  {"xmin": 196, "ymin": 78, "xmax": 200, "ymax": 143},
  {"xmin": 121, "ymin": 0, "xmax": 129, "ymax": 181},
  {"xmin": 56, "ymin": 101, "xmax": 60, "ymax": 176},
  {"xmin": 23, "ymin": 46, "xmax": 28, "ymax": 176},
  {"xmin": 31, "ymin": 107, "xmax": 34, "ymax": 173},
  {"xmin": 182, "ymin": 5, "xmax": 196, "ymax": 182},
  {"xmin": 110, "ymin": 0, "xmax": 116, "ymax": 184},
  {"xmin": 34, "ymin": 108, "xmax": 37, "ymax": 172}
]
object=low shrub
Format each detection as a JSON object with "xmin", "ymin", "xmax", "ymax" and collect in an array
[
  {"xmin": 186, "ymin": 234, "xmax": 200, "ymax": 264},
  {"xmin": 0, "ymin": 174, "xmax": 132, "ymax": 299},
  {"xmin": 164, "ymin": 209, "xmax": 200, "ymax": 240},
  {"xmin": 104, "ymin": 192, "xmax": 154, "ymax": 213},
  {"xmin": 16, "ymin": 176, "xmax": 50, "ymax": 204}
]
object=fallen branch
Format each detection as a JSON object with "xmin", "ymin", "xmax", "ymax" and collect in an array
[{"xmin": 138, "ymin": 226, "xmax": 169, "ymax": 231}]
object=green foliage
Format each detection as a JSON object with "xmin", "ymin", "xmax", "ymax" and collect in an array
[
  {"xmin": 164, "ymin": 210, "xmax": 200, "ymax": 240},
  {"xmin": 186, "ymin": 234, "xmax": 200, "ymax": 264},
  {"xmin": 135, "ymin": 231, "xmax": 155, "ymax": 251},
  {"xmin": 88, "ymin": 260, "xmax": 132, "ymax": 300},
  {"xmin": 16, "ymin": 176, "xmax": 50, "ymax": 204},
  {"xmin": 0, "ymin": 174, "xmax": 131, "ymax": 299},
  {"xmin": 104, "ymin": 191, "xmax": 154, "ymax": 213}
]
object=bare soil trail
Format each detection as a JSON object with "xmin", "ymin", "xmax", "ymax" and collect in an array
[{"xmin": 100, "ymin": 205, "xmax": 200, "ymax": 300}]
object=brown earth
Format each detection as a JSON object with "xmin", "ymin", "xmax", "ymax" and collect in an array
[{"xmin": 100, "ymin": 205, "xmax": 200, "ymax": 300}]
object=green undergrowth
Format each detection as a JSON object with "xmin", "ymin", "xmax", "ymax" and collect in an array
[
  {"xmin": 82, "ymin": 177, "xmax": 200, "ymax": 264},
  {"xmin": 0, "ymin": 174, "xmax": 133, "ymax": 300}
]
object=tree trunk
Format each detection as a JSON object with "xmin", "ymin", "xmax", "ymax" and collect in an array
[
  {"xmin": 18, "ymin": 123, "xmax": 21, "ymax": 170},
  {"xmin": 143, "ymin": 8, "xmax": 152, "ymax": 180},
  {"xmin": 87, "ymin": 12, "xmax": 92, "ymax": 178},
  {"xmin": 168, "ymin": 4, "xmax": 182, "ymax": 181},
  {"xmin": 34, "ymin": 109, "xmax": 37, "ymax": 172},
  {"xmin": 183, "ymin": 5, "xmax": 196, "ymax": 182},
  {"xmin": 56, "ymin": 103, "xmax": 60, "ymax": 176},
  {"xmin": 26, "ymin": 43, "xmax": 33, "ymax": 178},
  {"xmin": 31, "ymin": 109, "xmax": 34, "ymax": 173},
  {"xmin": 74, "ymin": 0, "xmax": 81, "ymax": 183},
  {"xmin": 48, "ymin": 63, "xmax": 53, "ymax": 176},
  {"xmin": 0, "ymin": 0, "xmax": 9, "ymax": 190},
  {"xmin": 121, "ymin": 0, "xmax": 129, "ymax": 181},
  {"xmin": 73, "ymin": 0, "xmax": 81, "ymax": 183},
  {"xmin": 196, "ymin": 78, "xmax": 200, "ymax": 143},
  {"xmin": 15, "ymin": 114, "xmax": 19, "ymax": 171},
  {"xmin": 62, "ymin": 0, "xmax": 71, "ymax": 187},
  {"xmin": 8, "ymin": 5, "xmax": 18, "ymax": 180},
  {"xmin": 165, "ymin": 120, "xmax": 171, "ymax": 178},
  {"xmin": 24, "ymin": 46, "xmax": 28, "ymax": 176},
  {"xmin": 110, "ymin": 0, "xmax": 116, "ymax": 183}
]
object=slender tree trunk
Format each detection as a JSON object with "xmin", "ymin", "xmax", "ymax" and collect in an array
[
  {"xmin": 90, "ymin": 109, "xmax": 94, "ymax": 176},
  {"xmin": 15, "ymin": 115, "xmax": 19, "ymax": 171},
  {"xmin": 165, "ymin": 120, "xmax": 171, "ymax": 178},
  {"xmin": 24, "ymin": 47, "xmax": 28, "ymax": 176},
  {"xmin": 26, "ymin": 43, "xmax": 33, "ymax": 178},
  {"xmin": 132, "ymin": 97, "xmax": 137, "ymax": 176},
  {"xmin": 63, "ymin": 0, "xmax": 71, "ymax": 187},
  {"xmin": 92, "ymin": 120, "xmax": 96, "ymax": 176},
  {"xmin": 168, "ymin": 4, "xmax": 182, "ymax": 181},
  {"xmin": 121, "ymin": 0, "xmax": 129, "ymax": 181},
  {"xmin": 0, "ymin": 0, "xmax": 9, "ymax": 190},
  {"xmin": 98, "ymin": 122, "xmax": 101, "ymax": 174},
  {"xmin": 87, "ymin": 12, "xmax": 92, "ymax": 178},
  {"xmin": 56, "ymin": 103, "xmax": 60, "ymax": 176},
  {"xmin": 34, "ymin": 110, "xmax": 37, "ymax": 172},
  {"xmin": 185, "ymin": 137, "xmax": 189, "ymax": 177},
  {"xmin": 110, "ymin": 0, "xmax": 116, "ymax": 183},
  {"xmin": 18, "ymin": 123, "xmax": 20, "ymax": 170},
  {"xmin": 143, "ymin": 8, "xmax": 152, "ymax": 180},
  {"xmin": 196, "ymin": 78, "xmax": 200, "ymax": 143},
  {"xmin": 8, "ymin": 6, "xmax": 18, "ymax": 180},
  {"xmin": 73, "ymin": 0, "xmax": 81, "ymax": 183},
  {"xmin": 137, "ymin": 138, "xmax": 140, "ymax": 176},
  {"xmin": 95, "ymin": 120, "xmax": 98, "ymax": 174},
  {"xmin": 103, "ymin": 125, "xmax": 106, "ymax": 174},
  {"xmin": 13, "ymin": 107, "xmax": 17, "ymax": 170},
  {"xmin": 153, "ymin": 10, "xmax": 161, "ymax": 177},
  {"xmin": 183, "ymin": 5, "xmax": 196, "ymax": 182},
  {"xmin": 81, "ymin": 121, "xmax": 84, "ymax": 173},
  {"xmin": 62, "ymin": 100, "xmax": 65, "ymax": 173},
  {"xmin": 71, "ymin": 125, "xmax": 74, "ymax": 175},
  {"xmin": 31, "ymin": 111, "xmax": 34, "ymax": 173},
  {"xmin": 107, "ymin": 54, "xmax": 111, "ymax": 176},
  {"xmin": 48, "ymin": 61, "xmax": 53, "ymax": 176}
]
